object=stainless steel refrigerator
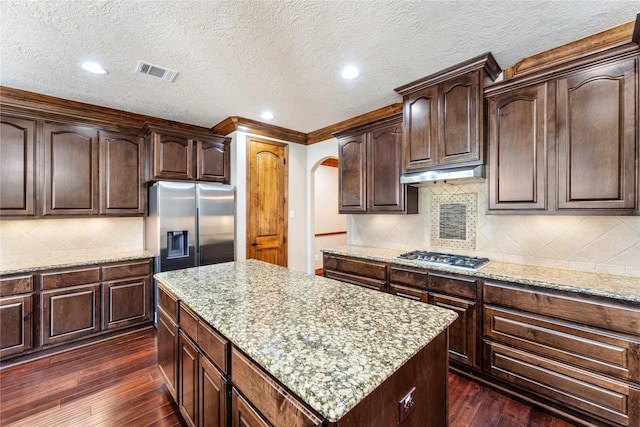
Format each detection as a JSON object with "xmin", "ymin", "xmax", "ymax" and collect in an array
[{"xmin": 146, "ymin": 182, "xmax": 235, "ymax": 321}]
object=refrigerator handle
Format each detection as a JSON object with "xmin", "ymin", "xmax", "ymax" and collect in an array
[{"xmin": 195, "ymin": 206, "xmax": 200, "ymax": 266}]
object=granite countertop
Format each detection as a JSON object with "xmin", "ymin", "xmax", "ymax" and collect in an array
[
  {"xmin": 154, "ymin": 259, "xmax": 458, "ymax": 422},
  {"xmin": 323, "ymin": 245, "xmax": 640, "ymax": 303},
  {"xmin": 0, "ymin": 250, "xmax": 155, "ymax": 275}
]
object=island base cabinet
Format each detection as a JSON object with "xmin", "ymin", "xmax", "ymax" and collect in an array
[
  {"xmin": 157, "ymin": 307, "xmax": 179, "ymax": 401},
  {"xmin": 232, "ymin": 388, "xmax": 272, "ymax": 427},
  {"xmin": 200, "ymin": 354, "xmax": 228, "ymax": 427},
  {"xmin": 179, "ymin": 331, "xmax": 199, "ymax": 427}
]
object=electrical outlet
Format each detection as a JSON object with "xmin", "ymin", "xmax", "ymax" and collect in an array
[
  {"xmin": 398, "ymin": 387, "xmax": 416, "ymax": 423},
  {"xmin": 314, "ymin": 254, "xmax": 319, "ymax": 261}
]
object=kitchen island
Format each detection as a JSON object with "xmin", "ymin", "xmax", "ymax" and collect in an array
[{"xmin": 154, "ymin": 259, "xmax": 458, "ymax": 427}]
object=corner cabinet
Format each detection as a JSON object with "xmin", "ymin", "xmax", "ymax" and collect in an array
[
  {"xmin": 486, "ymin": 43, "xmax": 639, "ymax": 215},
  {"xmin": 334, "ymin": 113, "xmax": 418, "ymax": 214},
  {"xmin": 143, "ymin": 123, "xmax": 231, "ymax": 184},
  {"xmin": 395, "ymin": 53, "xmax": 501, "ymax": 172}
]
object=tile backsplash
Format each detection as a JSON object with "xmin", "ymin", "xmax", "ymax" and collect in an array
[
  {"xmin": 348, "ymin": 181, "xmax": 640, "ymax": 277},
  {"xmin": 0, "ymin": 217, "xmax": 145, "ymax": 264}
]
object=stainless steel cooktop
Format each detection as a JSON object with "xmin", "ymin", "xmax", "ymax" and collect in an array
[{"xmin": 397, "ymin": 251, "xmax": 489, "ymax": 270}]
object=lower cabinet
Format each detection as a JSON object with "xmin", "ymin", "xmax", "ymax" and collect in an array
[
  {"xmin": 0, "ymin": 293, "xmax": 33, "ymax": 358},
  {"xmin": 179, "ymin": 331, "xmax": 199, "ymax": 427},
  {"xmin": 483, "ymin": 280, "xmax": 640, "ymax": 426},
  {"xmin": 322, "ymin": 254, "xmax": 387, "ymax": 292},
  {"xmin": 232, "ymin": 388, "xmax": 271, "ymax": 427},
  {"xmin": 200, "ymin": 354, "xmax": 228, "ymax": 427},
  {"xmin": 157, "ymin": 306, "xmax": 179, "ymax": 401},
  {"xmin": 41, "ymin": 284, "xmax": 101, "ymax": 346}
]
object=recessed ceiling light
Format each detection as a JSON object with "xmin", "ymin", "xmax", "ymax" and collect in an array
[
  {"xmin": 261, "ymin": 111, "xmax": 274, "ymax": 120},
  {"xmin": 80, "ymin": 61, "xmax": 108, "ymax": 75},
  {"xmin": 342, "ymin": 66, "xmax": 360, "ymax": 80}
]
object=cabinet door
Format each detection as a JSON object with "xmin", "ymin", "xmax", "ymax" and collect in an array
[
  {"xmin": 367, "ymin": 122, "xmax": 404, "ymax": 212},
  {"xmin": 150, "ymin": 131, "xmax": 194, "ymax": 180},
  {"xmin": 180, "ymin": 331, "xmax": 199, "ymax": 427},
  {"xmin": 438, "ymin": 71, "xmax": 481, "ymax": 166},
  {"xmin": 43, "ymin": 122, "xmax": 99, "ymax": 215},
  {"xmin": 402, "ymin": 85, "xmax": 439, "ymax": 171},
  {"xmin": 99, "ymin": 131, "xmax": 145, "ymax": 214},
  {"xmin": 338, "ymin": 134, "xmax": 366, "ymax": 213},
  {"xmin": 0, "ymin": 294, "xmax": 33, "ymax": 359},
  {"xmin": 41, "ymin": 284, "xmax": 101, "ymax": 346},
  {"xmin": 157, "ymin": 307, "xmax": 179, "ymax": 401},
  {"xmin": 103, "ymin": 277, "xmax": 151, "ymax": 330},
  {"xmin": 556, "ymin": 58, "xmax": 637, "ymax": 211},
  {"xmin": 232, "ymin": 388, "xmax": 272, "ymax": 427},
  {"xmin": 0, "ymin": 116, "xmax": 37, "ymax": 216},
  {"xmin": 200, "ymin": 354, "xmax": 227, "ymax": 427},
  {"xmin": 431, "ymin": 293, "xmax": 477, "ymax": 368},
  {"xmin": 196, "ymin": 138, "xmax": 230, "ymax": 183},
  {"xmin": 488, "ymin": 84, "xmax": 549, "ymax": 211}
]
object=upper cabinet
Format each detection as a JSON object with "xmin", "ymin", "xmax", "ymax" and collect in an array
[
  {"xmin": 144, "ymin": 123, "xmax": 230, "ymax": 183},
  {"xmin": 334, "ymin": 114, "xmax": 418, "ymax": 214},
  {"xmin": 395, "ymin": 53, "xmax": 501, "ymax": 173},
  {"xmin": 0, "ymin": 115, "xmax": 37, "ymax": 216},
  {"xmin": 486, "ymin": 41, "xmax": 639, "ymax": 214}
]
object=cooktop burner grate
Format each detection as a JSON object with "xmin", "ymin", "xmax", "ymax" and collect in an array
[{"xmin": 397, "ymin": 251, "xmax": 489, "ymax": 269}]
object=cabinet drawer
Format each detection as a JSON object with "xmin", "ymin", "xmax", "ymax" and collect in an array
[
  {"xmin": 485, "ymin": 341, "xmax": 638, "ymax": 427},
  {"xmin": 324, "ymin": 270, "xmax": 386, "ymax": 292},
  {"xmin": 389, "ymin": 266, "xmax": 428, "ymax": 289},
  {"xmin": 389, "ymin": 284, "xmax": 428, "ymax": 302},
  {"xmin": 429, "ymin": 272, "xmax": 476, "ymax": 299},
  {"xmin": 0, "ymin": 275, "xmax": 33, "ymax": 297},
  {"xmin": 41, "ymin": 268, "xmax": 101, "ymax": 290},
  {"xmin": 485, "ymin": 305, "xmax": 640, "ymax": 384},
  {"xmin": 323, "ymin": 255, "xmax": 387, "ymax": 280},
  {"xmin": 157, "ymin": 285, "xmax": 178, "ymax": 321},
  {"xmin": 179, "ymin": 303, "xmax": 198, "ymax": 340},
  {"xmin": 231, "ymin": 347, "xmax": 323, "ymax": 427},
  {"xmin": 484, "ymin": 281, "xmax": 640, "ymax": 336},
  {"xmin": 198, "ymin": 321, "xmax": 228, "ymax": 374},
  {"xmin": 102, "ymin": 260, "xmax": 151, "ymax": 281}
]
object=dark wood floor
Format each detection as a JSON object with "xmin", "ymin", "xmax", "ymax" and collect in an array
[{"xmin": 0, "ymin": 327, "xmax": 581, "ymax": 427}]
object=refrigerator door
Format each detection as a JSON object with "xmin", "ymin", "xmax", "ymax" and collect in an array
[
  {"xmin": 156, "ymin": 182, "xmax": 197, "ymax": 271},
  {"xmin": 197, "ymin": 183, "xmax": 235, "ymax": 265}
]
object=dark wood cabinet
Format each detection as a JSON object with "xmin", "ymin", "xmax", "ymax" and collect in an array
[
  {"xmin": 0, "ymin": 275, "xmax": 34, "ymax": 359},
  {"xmin": 99, "ymin": 131, "xmax": 146, "ymax": 215},
  {"xmin": 395, "ymin": 53, "xmax": 500, "ymax": 173},
  {"xmin": 43, "ymin": 122, "xmax": 99, "ymax": 215},
  {"xmin": 41, "ymin": 283, "xmax": 101, "ymax": 346},
  {"xmin": 179, "ymin": 331, "xmax": 199, "ymax": 427},
  {"xmin": 0, "ymin": 115, "xmax": 37, "ymax": 216},
  {"xmin": 556, "ymin": 57, "xmax": 637, "ymax": 211},
  {"xmin": 144, "ymin": 123, "xmax": 231, "ymax": 183},
  {"xmin": 323, "ymin": 253, "xmax": 388, "ymax": 292},
  {"xmin": 486, "ymin": 44, "xmax": 639, "ymax": 215},
  {"xmin": 103, "ymin": 277, "xmax": 150, "ymax": 330},
  {"xmin": 335, "ymin": 114, "xmax": 417, "ymax": 214},
  {"xmin": 157, "ymin": 306, "xmax": 179, "ymax": 401},
  {"xmin": 232, "ymin": 388, "xmax": 271, "ymax": 427},
  {"xmin": 487, "ymin": 83, "xmax": 550, "ymax": 211},
  {"xmin": 200, "ymin": 353, "xmax": 228, "ymax": 427},
  {"xmin": 483, "ymin": 280, "xmax": 640, "ymax": 426}
]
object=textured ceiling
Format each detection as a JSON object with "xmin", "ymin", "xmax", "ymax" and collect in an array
[{"xmin": 1, "ymin": 1, "xmax": 638, "ymax": 133}]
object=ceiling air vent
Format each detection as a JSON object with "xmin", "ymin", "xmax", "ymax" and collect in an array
[{"xmin": 136, "ymin": 60, "xmax": 178, "ymax": 83}]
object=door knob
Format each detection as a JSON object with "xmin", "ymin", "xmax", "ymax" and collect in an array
[{"xmin": 251, "ymin": 241, "xmax": 258, "ymax": 246}]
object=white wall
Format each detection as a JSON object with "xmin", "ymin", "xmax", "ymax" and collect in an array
[{"xmin": 313, "ymin": 165, "xmax": 346, "ymax": 271}]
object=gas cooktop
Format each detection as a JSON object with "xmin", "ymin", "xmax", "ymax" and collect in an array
[{"xmin": 397, "ymin": 251, "xmax": 489, "ymax": 270}]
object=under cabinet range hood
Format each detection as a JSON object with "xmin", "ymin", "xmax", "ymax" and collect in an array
[{"xmin": 400, "ymin": 165, "xmax": 485, "ymax": 186}]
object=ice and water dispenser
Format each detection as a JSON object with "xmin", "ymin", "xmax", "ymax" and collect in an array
[{"xmin": 167, "ymin": 231, "xmax": 189, "ymax": 259}]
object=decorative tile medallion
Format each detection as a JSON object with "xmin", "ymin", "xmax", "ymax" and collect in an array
[{"xmin": 430, "ymin": 193, "xmax": 477, "ymax": 249}]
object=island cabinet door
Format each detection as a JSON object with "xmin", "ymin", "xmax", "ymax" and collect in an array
[
  {"xmin": 231, "ymin": 388, "xmax": 271, "ymax": 427},
  {"xmin": 199, "ymin": 354, "xmax": 228, "ymax": 427},
  {"xmin": 157, "ymin": 307, "xmax": 179, "ymax": 401},
  {"xmin": 179, "ymin": 331, "xmax": 199, "ymax": 427}
]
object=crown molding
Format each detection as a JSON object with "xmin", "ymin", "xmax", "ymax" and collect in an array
[{"xmin": 212, "ymin": 116, "xmax": 307, "ymax": 145}]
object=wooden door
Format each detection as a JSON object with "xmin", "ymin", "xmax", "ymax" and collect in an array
[
  {"xmin": 438, "ymin": 71, "xmax": 481, "ymax": 166},
  {"xmin": 488, "ymin": 83, "xmax": 549, "ymax": 211},
  {"xmin": 0, "ymin": 115, "xmax": 36, "ymax": 216},
  {"xmin": 99, "ymin": 131, "xmax": 145, "ymax": 214},
  {"xmin": 246, "ymin": 138, "xmax": 288, "ymax": 267},
  {"xmin": 556, "ymin": 58, "xmax": 637, "ymax": 211},
  {"xmin": 199, "ymin": 354, "xmax": 227, "ymax": 427},
  {"xmin": 196, "ymin": 138, "xmax": 230, "ymax": 183},
  {"xmin": 402, "ymin": 85, "xmax": 439, "ymax": 171},
  {"xmin": 367, "ymin": 121, "xmax": 404, "ymax": 212},
  {"xmin": 43, "ymin": 122, "xmax": 99, "ymax": 215},
  {"xmin": 338, "ymin": 134, "xmax": 366, "ymax": 213}
]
